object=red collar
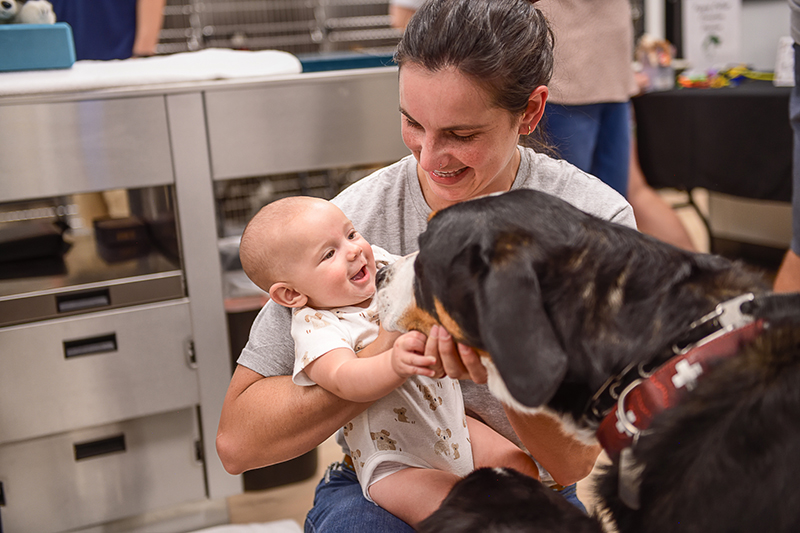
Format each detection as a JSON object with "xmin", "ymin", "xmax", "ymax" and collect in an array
[{"xmin": 596, "ymin": 319, "xmax": 764, "ymax": 462}]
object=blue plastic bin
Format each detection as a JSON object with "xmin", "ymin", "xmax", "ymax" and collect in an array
[{"xmin": 0, "ymin": 22, "xmax": 76, "ymax": 72}]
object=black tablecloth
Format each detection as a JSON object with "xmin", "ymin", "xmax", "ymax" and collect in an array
[{"xmin": 632, "ymin": 80, "xmax": 793, "ymax": 202}]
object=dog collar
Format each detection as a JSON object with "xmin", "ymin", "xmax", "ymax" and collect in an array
[
  {"xmin": 596, "ymin": 317, "xmax": 763, "ymax": 463},
  {"xmin": 585, "ymin": 293, "xmax": 758, "ymax": 432},
  {"xmin": 594, "ymin": 291, "xmax": 800, "ymax": 460}
]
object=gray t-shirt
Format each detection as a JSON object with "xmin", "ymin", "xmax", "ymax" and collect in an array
[{"xmin": 237, "ymin": 147, "xmax": 635, "ymax": 449}]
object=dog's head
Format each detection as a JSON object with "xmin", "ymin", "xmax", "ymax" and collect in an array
[{"xmin": 377, "ymin": 191, "xmax": 574, "ymax": 412}]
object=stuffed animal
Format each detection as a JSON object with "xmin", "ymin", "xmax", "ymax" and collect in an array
[{"xmin": 0, "ymin": 0, "xmax": 55, "ymax": 24}]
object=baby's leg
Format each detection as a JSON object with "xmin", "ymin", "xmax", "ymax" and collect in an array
[
  {"xmin": 467, "ymin": 416, "xmax": 540, "ymax": 480},
  {"xmin": 368, "ymin": 466, "xmax": 460, "ymax": 528}
]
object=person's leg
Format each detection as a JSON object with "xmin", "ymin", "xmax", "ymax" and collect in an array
[
  {"xmin": 774, "ymin": 42, "xmax": 800, "ymax": 293},
  {"xmin": 544, "ymin": 103, "xmax": 601, "ymax": 173},
  {"xmin": 591, "ymin": 102, "xmax": 631, "ymax": 197},
  {"xmin": 466, "ymin": 416, "xmax": 539, "ymax": 479},
  {"xmin": 368, "ymin": 467, "xmax": 461, "ymax": 528},
  {"xmin": 628, "ymin": 132, "xmax": 697, "ymax": 252},
  {"xmin": 467, "ymin": 416, "xmax": 591, "ymax": 513},
  {"xmin": 305, "ymin": 461, "xmax": 414, "ymax": 533}
]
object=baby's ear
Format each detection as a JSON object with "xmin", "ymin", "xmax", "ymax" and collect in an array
[{"xmin": 269, "ymin": 283, "xmax": 308, "ymax": 308}]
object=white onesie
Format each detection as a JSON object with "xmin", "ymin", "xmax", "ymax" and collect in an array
[{"xmin": 291, "ymin": 247, "xmax": 473, "ymax": 501}]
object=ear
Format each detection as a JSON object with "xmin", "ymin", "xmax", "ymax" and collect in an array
[
  {"xmin": 518, "ymin": 85, "xmax": 549, "ymax": 135},
  {"xmin": 269, "ymin": 283, "xmax": 308, "ymax": 308},
  {"xmin": 473, "ymin": 254, "xmax": 567, "ymax": 408}
]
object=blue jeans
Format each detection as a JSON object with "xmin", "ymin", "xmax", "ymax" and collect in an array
[
  {"xmin": 304, "ymin": 462, "xmax": 414, "ymax": 533},
  {"xmin": 791, "ymin": 43, "xmax": 800, "ymax": 255},
  {"xmin": 545, "ymin": 101, "xmax": 632, "ymax": 197},
  {"xmin": 304, "ymin": 461, "xmax": 587, "ymax": 531}
]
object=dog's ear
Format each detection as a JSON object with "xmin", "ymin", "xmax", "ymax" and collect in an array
[{"xmin": 474, "ymin": 256, "xmax": 568, "ymax": 408}]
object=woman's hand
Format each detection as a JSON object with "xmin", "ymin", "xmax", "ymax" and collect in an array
[{"xmin": 430, "ymin": 325, "xmax": 488, "ymax": 383}]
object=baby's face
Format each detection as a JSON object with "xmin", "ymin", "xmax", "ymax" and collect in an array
[{"xmin": 287, "ymin": 201, "xmax": 377, "ymax": 309}]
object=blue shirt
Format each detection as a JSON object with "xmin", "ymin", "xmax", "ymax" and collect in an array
[{"xmin": 50, "ymin": 0, "xmax": 138, "ymax": 60}]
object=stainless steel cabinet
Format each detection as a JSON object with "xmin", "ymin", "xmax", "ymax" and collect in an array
[{"xmin": 0, "ymin": 67, "xmax": 407, "ymax": 532}]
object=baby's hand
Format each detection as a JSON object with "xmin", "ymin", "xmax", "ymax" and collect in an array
[{"xmin": 391, "ymin": 331, "xmax": 438, "ymax": 378}]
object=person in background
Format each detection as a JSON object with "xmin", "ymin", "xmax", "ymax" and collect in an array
[
  {"xmin": 538, "ymin": 0, "xmax": 638, "ymax": 198},
  {"xmin": 49, "ymin": 0, "xmax": 166, "ymax": 60},
  {"xmin": 774, "ymin": 0, "xmax": 800, "ymax": 292},
  {"xmin": 217, "ymin": 1, "xmax": 633, "ymax": 530},
  {"xmin": 389, "ymin": 0, "xmax": 419, "ymax": 29}
]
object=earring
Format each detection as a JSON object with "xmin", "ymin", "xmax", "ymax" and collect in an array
[{"xmin": 527, "ymin": 125, "xmax": 533, "ymax": 135}]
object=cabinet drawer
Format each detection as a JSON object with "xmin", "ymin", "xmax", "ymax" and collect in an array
[
  {"xmin": 0, "ymin": 408, "xmax": 206, "ymax": 533},
  {"xmin": 0, "ymin": 300, "xmax": 199, "ymax": 444},
  {"xmin": 0, "ymin": 97, "xmax": 174, "ymax": 202}
]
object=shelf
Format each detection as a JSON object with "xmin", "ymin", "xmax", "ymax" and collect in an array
[{"xmin": 0, "ymin": 231, "xmax": 184, "ymax": 327}]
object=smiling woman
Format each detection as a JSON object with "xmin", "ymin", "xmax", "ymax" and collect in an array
[{"xmin": 217, "ymin": 0, "xmax": 636, "ymax": 530}]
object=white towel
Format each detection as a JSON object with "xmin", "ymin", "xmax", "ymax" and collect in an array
[
  {"xmin": 191, "ymin": 519, "xmax": 302, "ymax": 533},
  {"xmin": 0, "ymin": 48, "xmax": 302, "ymax": 97}
]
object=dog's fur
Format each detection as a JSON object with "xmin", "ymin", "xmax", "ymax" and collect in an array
[
  {"xmin": 376, "ymin": 189, "xmax": 800, "ymax": 532},
  {"xmin": 417, "ymin": 467, "xmax": 602, "ymax": 533}
]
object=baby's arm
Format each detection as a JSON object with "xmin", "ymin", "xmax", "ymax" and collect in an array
[{"xmin": 305, "ymin": 331, "xmax": 436, "ymax": 403}]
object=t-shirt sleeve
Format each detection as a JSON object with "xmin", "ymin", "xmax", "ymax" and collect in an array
[
  {"xmin": 236, "ymin": 300, "xmax": 295, "ymax": 377},
  {"xmin": 291, "ymin": 308, "xmax": 354, "ymax": 386}
]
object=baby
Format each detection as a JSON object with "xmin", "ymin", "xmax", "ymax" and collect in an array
[{"xmin": 239, "ymin": 196, "xmax": 539, "ymax": 527}]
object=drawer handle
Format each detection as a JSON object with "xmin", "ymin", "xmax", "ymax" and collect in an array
[
  {"xmin": 56, "ymin": 288, "xmax": 111, "ymax": 313},
  {"xmin": 74, "ymin": 434, "xmax": 126, "ymax": 461},
  {"xmin": 63, "ymin": 334, "xmax": 117, "ymax": 359}
]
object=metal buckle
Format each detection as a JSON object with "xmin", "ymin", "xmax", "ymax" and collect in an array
[
  {"xmin": 615, "ymin": 379, "xmax": 643, "ymax": 438},
  {"xmin": 674, "ymin": 293, "xmax": 756, "ymax": 354}
]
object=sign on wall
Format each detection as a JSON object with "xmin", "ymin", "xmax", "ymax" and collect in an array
[{"xmin": 682, "ymin": 0, "xmax": 741, "ymax": 70}]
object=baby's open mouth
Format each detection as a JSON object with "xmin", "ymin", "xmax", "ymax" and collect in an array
[{"xmin": 351, "ymin": 265, "xmax": 367, "ymax": 281}]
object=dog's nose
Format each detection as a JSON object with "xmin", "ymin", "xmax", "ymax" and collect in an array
[
  {"xmin": 1, "ymin": 1, "xmax": 11, "ymax": 8},
  {"xmin": 376, "ymin": 266, "xmax": 388, "ymax": 289}
]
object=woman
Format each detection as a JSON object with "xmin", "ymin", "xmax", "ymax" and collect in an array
[{"xmin": 216, "ymin": 0, "xmax": 635, "ymax": 530}]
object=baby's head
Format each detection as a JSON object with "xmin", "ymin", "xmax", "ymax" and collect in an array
[{"xmin": 240, "ymin": 196, "xmax": 377, "ymax": 310}]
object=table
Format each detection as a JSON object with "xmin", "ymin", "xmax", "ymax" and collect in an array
[{"xmin": 632, "ymin": 80, "xmax": 793, "ymax": 202}]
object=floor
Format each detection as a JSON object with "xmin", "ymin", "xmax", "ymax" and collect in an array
[{"xmin": 223, "ymin": 189, "xmax": 715, "ymax": 529}]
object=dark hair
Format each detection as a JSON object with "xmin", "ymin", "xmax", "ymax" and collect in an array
[{"xmin": 394, "ymin": 0, "xmax": 554, "ymax": 118}]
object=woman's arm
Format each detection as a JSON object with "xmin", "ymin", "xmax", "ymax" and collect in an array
[
  {"xmin": 216, "ymin": 365, "xmax": 369, "ymax": 475},
  {"xmin": 504, "ymin": 407, "xmax": 601, "ymax": 486}
]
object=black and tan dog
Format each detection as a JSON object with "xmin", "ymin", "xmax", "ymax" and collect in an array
[{"xmin": 376, "ymin": 189, "xmax": 800, "ymax": 532}]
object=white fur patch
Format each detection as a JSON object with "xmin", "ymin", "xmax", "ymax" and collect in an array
[
  {"xmin": 481, "ymin": 356, "xmax": 598, "ymax": 446},
  {"xmin": 375, "ymin": 252, "xmax": 418, "ymax": 332}
]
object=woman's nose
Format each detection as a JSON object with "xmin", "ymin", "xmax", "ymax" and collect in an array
[{"xmin": 417, "ymin": 134, "xmax": 447, "ymax": 172}]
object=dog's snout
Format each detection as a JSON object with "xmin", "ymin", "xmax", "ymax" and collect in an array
[{"xmin": 376, "ymin": 266, "xmax": 389, "ymax": 289}]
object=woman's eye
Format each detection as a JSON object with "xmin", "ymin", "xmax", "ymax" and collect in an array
[
  {"xmin": 404, "ymin": 117, "xmax": 422, "ymax": 129},
  {"xmin": 451, "ymin": 132, "xmax": 477, "ymax": 141}
]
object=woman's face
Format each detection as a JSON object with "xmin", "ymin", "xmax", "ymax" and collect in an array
[{"xmin": 399, "ymin": 63, "xmax": 525, "ymax": 211}]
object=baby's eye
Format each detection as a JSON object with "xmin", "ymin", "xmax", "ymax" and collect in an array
[
  {"xmin": 348, "ymin": 230, "xmax": 358, "ymax": 240},
  {"xmin": 323, "ymin": 250, "xmax": 335, "ymax": 260}
]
